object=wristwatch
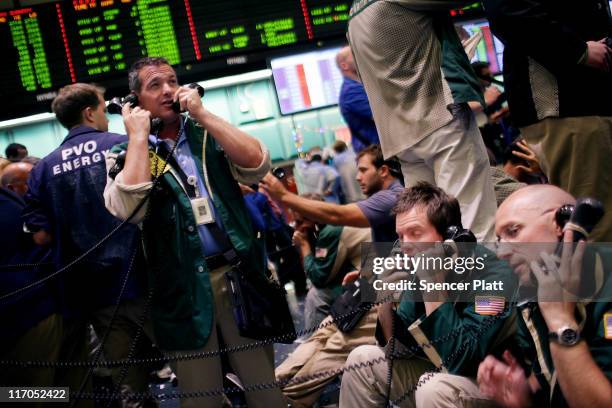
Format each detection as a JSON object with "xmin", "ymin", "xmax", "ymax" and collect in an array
[{"xmin": 549, "ymin": 326, "xmax": 581, "ymax": 346}]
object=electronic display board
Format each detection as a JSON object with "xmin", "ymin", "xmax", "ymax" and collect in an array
[
  {"xmin": 0, "ymin": 0, "xmax": 354, "ymax": 120},
  {"xmin": 270, "ymin": 46, "xmax": 343, "ymax": 115},
  {"xmin": 457, "ymin": 19, "xmax": 504, "ymax": 73}
]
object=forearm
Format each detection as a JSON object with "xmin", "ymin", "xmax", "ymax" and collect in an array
[
  {"xmin": 550, "ymin": 342, "xmax": 612, "ymax": 407},
  {"xmin": 281, "ymin": 195, "xmax": 369, "ymax": 227},
  {"xmin": 123, "ymin": 139, "xmax": 151, "ymax": 185},
  {"xmin": 194, "ymin": 109, "xmax": 263, "ymax": 168}
]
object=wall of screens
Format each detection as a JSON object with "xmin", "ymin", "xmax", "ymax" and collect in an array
[{"xmin": 0, "ymin": 0, "xmax": 354, "ymax": 120}]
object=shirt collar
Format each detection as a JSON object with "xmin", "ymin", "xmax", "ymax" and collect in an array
[
  {"xmin": 62, "ymin": 125, "xmax": 103, "ymax": 145},
  {"xmin": 149, "ymin": 117, "xmax": 188, "ymax": 148}
]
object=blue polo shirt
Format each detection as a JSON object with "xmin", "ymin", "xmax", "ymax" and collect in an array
[
  {"xmin": 338, "ymin": 78, "xmax": 380, "ymax": 153},
  {"xmin": 23, "ymin": 126, "xmax": 145, "ymax": 315}
]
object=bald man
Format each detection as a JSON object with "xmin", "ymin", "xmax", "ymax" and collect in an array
[
  {"xmin": 336, "ymin": 45, "xmax": 379, "ymax": 153},
  {"xmin": 1, "ymin": 162, "xmax": 33, "ymax": 197},
  {"xmin": 0, "ymin": 160, "xmax": 60, "ymax": 391},
  {"xmin": 414, "ymin": 185, "xmax": 612, "ymax": 408}
]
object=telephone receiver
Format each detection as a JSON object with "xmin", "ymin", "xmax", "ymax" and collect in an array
[
  {"xmin": 107, "ymin": 83, "xmax": 205, "ymax": 134},
  {"xmin": 442, "ymin": 225, "xmax": 476, "ymax": 257},
  {"xmin": 555, "ymin": 198, "xmax": 605, "ymax": 243}
]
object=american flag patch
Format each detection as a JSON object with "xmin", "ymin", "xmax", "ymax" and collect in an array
[
  {"xmin": 475, "ymin": 296, "xmax": 505, "ymax": 315},
  {"xmin": 605, "ymin": 313, "xmax": 612, "ymax": 340}
]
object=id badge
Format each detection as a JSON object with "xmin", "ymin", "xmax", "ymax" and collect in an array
[{"xmin": 191, "ymin": 197, "xmax": 215, "ymax": 225}]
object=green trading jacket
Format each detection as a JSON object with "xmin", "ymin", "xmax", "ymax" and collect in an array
[
  {"xmin": 396, "ymin": 245, "xmax": 518, "ymax": 376},
  {"xmin": 109, "ymin": 119, "xmax": 268, "ymax": 351},
  {"xmin": 303, "ymin": 225, "xmax": 369, "ymax": 294},
  {"xmin": 517, "ymin": 246, "xmax": 612, "ymax": 407}
]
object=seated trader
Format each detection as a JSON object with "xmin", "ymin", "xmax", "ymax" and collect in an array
[
  {"xmin": 292, "ymin": 193, "xmax": 371, "ymax": 329},
  {"xmin": 272, "ymin": 145, "xmax": 402, "ymax": 406},
  {"xmin": 262, "ymin": 144, "xmax": 403, "ymax": 245},
  {"xmin": 0, "ymin": 162, "xmax": 60, "ymax": 389},
  {"xmin": 474, "ymin": 185, "xmax": 612, "ymax": 408},
  {"xmin": 340, "ymin": 182, "xmax": 516, "ymax": 407},
  {"xmin": 104, "ymin": 57, "xmax": 283, "ymax": 408},
  {"xmin": 22, "ymin": 83, "xmax": 152, "ymax": 404}
]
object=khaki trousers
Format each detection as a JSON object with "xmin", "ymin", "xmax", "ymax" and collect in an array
[
  {"xmin": 275, "ymin": 308, "xmax": 378, "ymax": 407},
  {"xmin": 397, "ymin": 104, "xmax": 497, "ymax": 242},
  {"xmin": 522, "ymin": 116, "xmax": 612, "ymax": 242},
  {"xmin": 168, "ymin": 264, "xmax": 285, "ymax": 408},
  {"xmin": 415, "ymin": 373, "xmax": 498, "ymax": 408},
  {"xmin": 339, "ymin": 344, "xmax": 435, "ymax": 408}
]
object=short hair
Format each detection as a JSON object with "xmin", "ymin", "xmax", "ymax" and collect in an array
[
  {"xmin": 356, "ymin": 144, "xmax": 402, "ymax": 179},
  {"xmin": 392, "ymin": 182, "xmax": 462, "ymax": 236},
  {"xmin": 333, "ymin": 140, "xmax": 348, "ymax": 154},
  {"xmin": 51, "ymin": 83, "xmax": 104, "ymax": 129},
  {"xmin": 5, "ymin": 143, "xmax": 27, "ymax": 161},
  {"xmin": 128, "ymin": 57, "xmax": 172, "ymax": 92}
]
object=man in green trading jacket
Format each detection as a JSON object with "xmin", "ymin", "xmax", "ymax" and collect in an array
[
  {"xmin": 291, "ymin": 193, "xmax": 371, "ymax": 329},
  {"xmin": 340, "ymin": 182, "xmax": 517, "ymax": 407},
  {"xmin": 103, "ymin": 57, "xmax": 284, "ymax": 408},
  {"xmin": 474, "ymin": 185, "xmax": 612, "ymax": 408}
]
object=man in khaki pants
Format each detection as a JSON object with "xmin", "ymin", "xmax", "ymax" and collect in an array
[{"xmin": 347, "ymin": 0, "xmax": 497, "ymax": 242}]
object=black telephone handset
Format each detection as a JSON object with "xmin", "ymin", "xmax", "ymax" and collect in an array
[
  {"xmin": 552, "ymin": 198, "xmax": 604, "ymax": 260},
  {"xmin": 107, "ymin": 93, "xmax": 164, "ymax": 134},
  {"xmin": 107, "ymin": 83, "xmax": 205, "ymax": 134},
  {"xmin": 554, "ymin": 198, "xmax": 604, "ymax": 243},
  {"xmin": 442, "ymin": 225, "xmax": 476, "ymax": 257}
]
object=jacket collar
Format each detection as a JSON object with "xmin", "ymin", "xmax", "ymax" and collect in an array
[{"xmin": 61, "ymin": 125, "xmax": 103, "ymax": 145}]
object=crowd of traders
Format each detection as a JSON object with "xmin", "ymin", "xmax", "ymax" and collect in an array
[{"xmin": 1, "ymin": 0, "xmax": 612, "ymax": 407}]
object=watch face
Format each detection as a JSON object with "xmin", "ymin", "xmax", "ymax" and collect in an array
[{"xmin": 560, "ymin": 328, "xmax": 579, "ymax": 345}]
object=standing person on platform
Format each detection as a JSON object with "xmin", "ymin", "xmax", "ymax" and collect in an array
[
  {"xmin": 336, "ymin": 46, "xmax": 380, "ymax": 153},
  {"xmin": 104, "ymin": 57, "xmax": 284, "ymax": 408},
  {"xmin": 347, "ymin": 0, "xmax": 497, "ymax": 241},
  {"xmin": 483, "ymin": 0, "xmax": 612, "ymax": 241}
]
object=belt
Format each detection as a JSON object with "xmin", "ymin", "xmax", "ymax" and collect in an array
[{"xmin": 205, "ymin": 253, "xmax": 229, "ymax": 270}]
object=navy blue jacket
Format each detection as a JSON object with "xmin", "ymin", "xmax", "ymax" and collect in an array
[
  {"xmin": 0, "ymin": 187, "xmax": 58, "ymax": 345},
  {"xmin": 338, "ymin": 78, "xmax": 380, "ymax": 153},
  {"xmin": 22, "ymin": 126, "xmax": 145, "ymax": 315}
]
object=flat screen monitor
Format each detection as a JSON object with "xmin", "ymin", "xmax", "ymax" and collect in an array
[
  {"xmin": 270, "ymin": 46, "xmax": 344, "ymax": 115},
  {"xmin": 457, "ymin": 19, "xmax": 504, "ymax": 73}
]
